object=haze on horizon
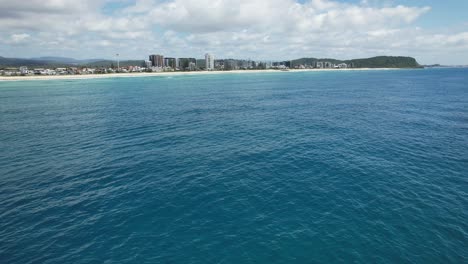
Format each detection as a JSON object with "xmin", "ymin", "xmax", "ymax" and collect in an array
[{"xmin": 0, "ymin": 0, "xmax": 467, "ymax": 65}]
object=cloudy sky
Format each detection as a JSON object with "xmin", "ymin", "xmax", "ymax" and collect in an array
[{"xmin": 0, "ymin": 0, "xmax": 467, "ymax": 64}]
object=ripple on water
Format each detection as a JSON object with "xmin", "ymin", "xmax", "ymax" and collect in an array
[{"xmin": 1, "ymin": 69, "xmax": 468, "ymax": 263}]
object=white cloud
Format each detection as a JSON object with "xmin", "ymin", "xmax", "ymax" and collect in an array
[
  {"xmin": 137, "ymin": 0, "xmax": 430, "ymax": 34},
  {"xmin": 10, "ymin": 33, "xmax": 30, "ymax": 43},
  {"xmin": 0, "ymin": 0, "xmax": 466, "ymax": 64}
]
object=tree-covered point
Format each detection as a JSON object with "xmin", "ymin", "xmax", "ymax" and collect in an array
[{"xmin": 346, "ymin": 56, "xmax": 420, "ymax": 68}]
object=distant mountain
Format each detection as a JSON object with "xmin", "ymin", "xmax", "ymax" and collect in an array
[
  {"xmin": 0, "ymin": 56, "xmax": 59, "ymax": 67},
  {"xmin": 30, "ymin": 57, "xmax": 106, "ymax": 65},
  {"xmin": 0, "ymin": 56, "xmax": 143, "ymax": 68},
  {"xmin": 30, "ymin": 57, "xmax": 80, "ymax": 64}
]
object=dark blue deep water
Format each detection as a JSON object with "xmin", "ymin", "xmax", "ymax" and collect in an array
[{"xmin": 1, "ymin": 69, "xmax": 467, "ymax": 263}]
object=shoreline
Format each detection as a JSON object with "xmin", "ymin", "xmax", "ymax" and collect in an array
[{"xmin": 0, "ymin": 68, "xmax": 405, "ymax": 82}]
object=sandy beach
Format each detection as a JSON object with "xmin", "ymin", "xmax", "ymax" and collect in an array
[{"xmin": 0, "ymin": 68, "xmax": 400, "ymax": 82}]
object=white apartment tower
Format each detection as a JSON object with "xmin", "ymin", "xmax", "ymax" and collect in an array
[{"xmin": 205, "ymin": 53, "xmax": 215, "ymax": 70}]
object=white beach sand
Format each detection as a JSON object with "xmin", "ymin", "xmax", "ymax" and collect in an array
[{"xmin": 0, "ymin": 68, "xmax": 399, "ymax": 82}]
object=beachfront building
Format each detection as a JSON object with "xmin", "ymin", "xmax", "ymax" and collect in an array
[
  {"xmin": 149, "ymin": 54, "xmax": 164, "ymax": 67},
  {"xmin": 178, "ymin": 58, "xmax": 197, "ymax": 71},
  {"xmin": 19, "ymin": 66, "xmax": 28, "ymax": 75},
  {"xmin": 55, "ymin": 68, "xmax": 68, "ymax": 75},
  {"xmin": 144, "ymin": 60, "xmax": 152, "ymax": 69},
  {"xmin": 205, "ymin": 53, "xmax": 215, "ymax": 71},
  {"xmin": 188, "ymin": 62, "xmax": 197, "ymax": 71},
  {"xmin": 224, "ymin": 59, "xmax": 238, "ymax": 71},
  {"xmin": 164, "ymin": 57, "xmax": 177, "ymax": 69},
  {"xmin": 337, "ymin": 63, "xmax": 348, "ymax": 69}
]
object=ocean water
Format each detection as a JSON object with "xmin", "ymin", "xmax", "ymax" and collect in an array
[{"xmin": 0, "ymin": 69, "xmax": 467, "ymax": 263}]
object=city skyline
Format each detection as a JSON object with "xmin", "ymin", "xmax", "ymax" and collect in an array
[{"xmin": 0, "ymin": 0, "xmax": 467, "ymax": 64}]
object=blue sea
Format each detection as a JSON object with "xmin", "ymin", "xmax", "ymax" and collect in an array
[{"xmin": 1, "ymin": 69, "xmax": 467, "ymax": 263}]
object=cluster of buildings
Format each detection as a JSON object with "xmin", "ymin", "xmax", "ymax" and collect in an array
[
  {"xmin": 0, "ymin": 66, "xmax": 147, "ymax": 76},
  {"xmin": 271, "ymin": 61, "xmax": 349, "ymax": 69},
  {"xmin": 293, "ymin": 61, "xmax": 349, "ymax": 69},
  {"xmin": 146, "ymin": 53, "xmax": 281, "ymax": 71},
  {"xmin": 145, "ymin": 53, "xmax": 216, "ymax": 72},
  {"xmin": 0, "ymin": 52, "xmax": 352, "ymax": 76},
  {"xmin": 145, "ymin": 53, "xmax": 349, "ymax": 71}
]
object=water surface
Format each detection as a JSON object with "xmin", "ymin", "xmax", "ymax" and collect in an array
[{"xmin": 1, "ymin": 69, "xmax": 467, "ymax": 263}]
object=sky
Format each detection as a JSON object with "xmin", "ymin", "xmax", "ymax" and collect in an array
[{"xmin": 0, "ymin": 0, "xmax": 467, "ymax": 64}]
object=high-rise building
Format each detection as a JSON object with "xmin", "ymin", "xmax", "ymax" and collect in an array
[
  {"xmin": 224, "ymin": 59, "xmax": 238, "ymax": 71},
  {"xmin": 205, "ymin": 53, "xmax": 215, "ymax": 70},
  {"xmin": 164, "ymin": 57, "xmax": 176, "ymax": 69},
  {"xmin": 149, "ymin": 54, "xmax": 164, "ymax": 67},
  {"xmin": 178, "ymin": 58, "xmax": 197, "ymax": 71}
]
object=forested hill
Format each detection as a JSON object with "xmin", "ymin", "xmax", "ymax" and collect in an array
[
  {"xmin": 347, "ymin": 56, "xmax": 420, "ymax": 68},
  {"xmin": 0, "ymin": 56, "xmax": 60, "ymax": 67}
]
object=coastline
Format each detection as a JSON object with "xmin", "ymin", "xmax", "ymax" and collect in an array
[{"xmin": 0, "ymin": 68, "xmax": 402, "ymax": 82}]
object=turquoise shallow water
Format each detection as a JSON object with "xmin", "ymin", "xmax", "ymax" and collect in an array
[{"xmin": 0, "ymin": 69, "xmax": 467, "ymax": 263}]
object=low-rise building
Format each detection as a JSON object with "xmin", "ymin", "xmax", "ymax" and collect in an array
[
  {"xmin": 188, "ymin": 62, "xmax": 196, "ymax": 71},
  {"xmin": 337, "ymin": 63, "xmax": 348, "ymax": 68},
  {"xmin": 145, "ymin": 60, "xmax": 152, "ymax": 69},
  {"xmin": 20, "ymin": 66, "xmax": 28, "ymax": 75}
]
